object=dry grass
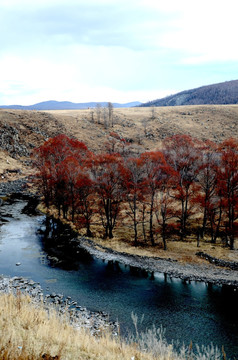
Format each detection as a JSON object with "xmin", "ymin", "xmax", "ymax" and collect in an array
[
  {"xmin": 0, "ymin": 292, "xmax": 156, "ymax": 360},
  {"xmin": 89, "ymin": 234, "xmax": 238, "ymax": 265},
  {"xmin": 46, "ymin": 105, "xmax": 238, "ymax": 153},
  {"xmin": 0, "ymin": 293, "xmax": 223, "ymax": 360}
]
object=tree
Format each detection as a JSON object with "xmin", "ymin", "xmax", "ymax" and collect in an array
[
  {"xmin": 90, "ymin": 153, "xmax": 124, "ymax": 239},
  {"xmin": 163, "ymin": 135, "xmax": 202, "ymax": 240},
  {"xmin": 96, "ymin": 103, "xmax": 102, "ymax": 124},
  {"xmin": 103, "ymin": 106, "xmax": 108, "ymax": 129},
  {"xmin": 154, "ymin": 163, "xmax": 177, "ymax": 250},
  {"xmin": 196, "ymin": 140, "xmax": 219, "ymax": 238},
  {"xmin": 33, "ymin": 134, "xmax": 89, "ymax": 215},
  {"xmin": 90, "ymin": 110, "xmax": 94, "ymax": 123},
  {"xmin": 75, "ymin": 168, "xmax": 95, "ymax": 237},
  {"xmin": 206, "ymin": 185, "xmax": 223, "ymax": 244},
  {"xmin": 108, "ymin": 102, "xmax": 114, "ymax": 127},
  {"xmin": 59, "ymin": 156, "xmax": 81, "ymax": 222},
  {"xmin": 122, "ymin": 156, "xmax": 146, "ymax": 245},
  {"xmin": 217, "ymin": 138, "xmax": 238, "ymax": 249},
  {"xmin": 151, "ymin": 107, "xmax": 156, "ymax": 119},
  {"xmin": 140, "ymin": 151, "xmax": 167, "ymax": 246}
]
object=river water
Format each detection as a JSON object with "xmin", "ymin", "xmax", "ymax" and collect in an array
[{"xmin": 0, "ymin": 198, "xmax": 237, "ymax": 358}]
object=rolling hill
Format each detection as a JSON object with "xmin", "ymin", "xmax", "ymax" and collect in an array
[
  {"xmin": 0, "ymin": 100, "xmax": 141, "ymax": 110},
  {"xmin": 142, "ymin": 80, "xmax": 238, "ymax": 107},
  {"xmin": 0, "ymin": 104, "xmax": 237, "ymax": 183}
]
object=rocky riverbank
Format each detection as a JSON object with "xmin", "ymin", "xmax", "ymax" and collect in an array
[
  {"xmin": 0, "ymin": 275, "xmax": 119, "ymax": 336},
  {"xmin": 0, "ymin": 178, "xmax": 30, "ymax": 197},
  {"xmin": 78, "ymin": 237, "xmax": 238, "ymax": 289}
]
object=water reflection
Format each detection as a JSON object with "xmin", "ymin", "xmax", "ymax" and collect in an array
[{"xmin": 38, "ymin": 217, "xmax": 93, "ymax": 270}]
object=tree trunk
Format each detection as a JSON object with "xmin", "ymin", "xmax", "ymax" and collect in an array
[{"xmin": 149, "ymin": 196, "xmax": 155, "ymax": 246}]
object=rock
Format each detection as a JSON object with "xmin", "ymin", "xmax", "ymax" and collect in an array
[{"xmin": 16, "ymin": 262, "xmax": 21, "ymax": 266}]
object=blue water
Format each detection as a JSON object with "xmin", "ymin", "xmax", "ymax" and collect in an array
[{"xmin": 0, "ymin": 199, "xmax": 237, "ymax": 358}]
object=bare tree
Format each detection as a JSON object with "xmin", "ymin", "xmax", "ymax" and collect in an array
[
  {"xmin": 90, "ymin": 110, "xmax": 94, "ymax": 123},
  {"xmin": 151, "ymin": 107, "xmax": 156, "ymax": 119},
  {"xmin": 96, "ymin": 103, "xmax": 102, "ymax": 124},
  {"xmin": 142, "ymin": 119, "xmax": 148, "ymax": 136},
  {"xmin": 108, "ymin": 102, "xmax": 114, "ymax": 127},
  {"xmin": 103, "ymin": 106, "xmax": 108, "ymax": 129}
]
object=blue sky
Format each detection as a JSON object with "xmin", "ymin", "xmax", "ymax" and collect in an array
[{"xmin": 0, "ymin": 0, "xmax": 237, "ymax": 105}]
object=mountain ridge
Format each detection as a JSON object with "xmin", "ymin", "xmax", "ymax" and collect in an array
[
  {"xmin": 141, "ymin": 80, "xmax": 238, "ymax": 107},
  {"xmin": 0, "ymin": 100, "xmax": 141, "ymax": 110}
]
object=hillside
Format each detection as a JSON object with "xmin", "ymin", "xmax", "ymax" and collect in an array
[
  {"xmin": 142, "ymin": 80, "xmax": 238, "ymax": 107},
  {"xmin": 0, "ymin": 104, "xmax": 238, "ymax": 182}
]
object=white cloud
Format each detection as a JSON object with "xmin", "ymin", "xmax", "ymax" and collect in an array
[
  {"xmin": 0, "ymin": 0, "xmax": 237, "ymax": 105},
  {"xmin": 158, "ymin": 1, "xmax": 238, "ymax": 63},
  {"xmin": 0, "ymin": 50, "xmax": 174, "ymax": 105}
]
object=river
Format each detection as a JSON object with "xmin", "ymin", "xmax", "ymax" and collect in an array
[{"xmin": 0, "ymin": 197, "xmax": 237, "ymax": 358}]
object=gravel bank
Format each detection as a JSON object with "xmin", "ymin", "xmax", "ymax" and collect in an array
[
  {"xmin": 0, "ymin": 178, "xmax": 29, "ymax": 196},
  {"xmin": 78, "ymin": 237, "xmax": 238, "ymax": 288}
]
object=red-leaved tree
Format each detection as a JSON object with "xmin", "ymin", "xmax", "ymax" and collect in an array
[
  {"xmin": 217, "ymin": 138, "xmax": 238, "ymax": 249},
  {"xmin": 163, "ymin": 135, "xmax": 202, "ymax": 240},
  {"xmin": 90, "ymin": 153, "xmax": 125, "ymax": 239}
]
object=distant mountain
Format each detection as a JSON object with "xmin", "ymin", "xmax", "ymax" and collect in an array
[
  {"xmin": 141, "ymin": 80, "xmax": 238, "ymax": 107},
  {"xmin": 0, "ymin": 100, "xmax": 141, "ymax": 110}
]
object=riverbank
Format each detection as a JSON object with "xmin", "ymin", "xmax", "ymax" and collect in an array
[
  {"xmin": 0, "ymin": 289, "xmax": 224, "ymax": 360},
  {"xmin": 0, "ymin": 178, "xmax": 30, "ymax": 196},
  {"xmin": 35, "ymin": 195, "xmax": 238, "ymax": 290},
  {"xmin": 0, "ymin": 291, "xmax": 152, "ymax": 360},
  {"xmin": 0, "ymin": 275, "xmax": 119, "ymax": 337},
  {"xmin": 77, "ymin": 237, "xmax": 238, "ymax": 288}
]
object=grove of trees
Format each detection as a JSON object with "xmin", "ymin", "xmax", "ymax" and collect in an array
[{"xmin": 33, "ymin": 134, "xmax": 238, "ymax": 250}]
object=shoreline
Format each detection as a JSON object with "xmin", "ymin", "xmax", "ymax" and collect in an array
[
  {"xmin": 77, "ymin": 237, "xmax": 238, "ymax": 289},
  {"xmin": 0, "ymin": 275, "xmax": 119, "ymax": 336}
]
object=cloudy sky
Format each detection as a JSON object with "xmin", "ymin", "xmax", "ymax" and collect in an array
[{"xmin": 0, "ymin": 0, "xmax": 237, "ymax": 105}]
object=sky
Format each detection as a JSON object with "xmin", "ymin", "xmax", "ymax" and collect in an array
[{"xmin": 0, "ymin": 0, "xmax": 238, "ymax": 105}]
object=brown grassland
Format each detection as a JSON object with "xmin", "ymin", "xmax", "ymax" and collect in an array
[{"xmin": 1, "ymin": 104, "xmax": 238, "ymax": 176}]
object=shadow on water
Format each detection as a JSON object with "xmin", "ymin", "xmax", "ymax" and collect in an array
[
  {"xmin": 38, "ymin": 217, "xmax": 93, "ymax": 270},
  {"xmin": 0, "ymin": 197, "xmax": 237, "ymax": 358}
]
